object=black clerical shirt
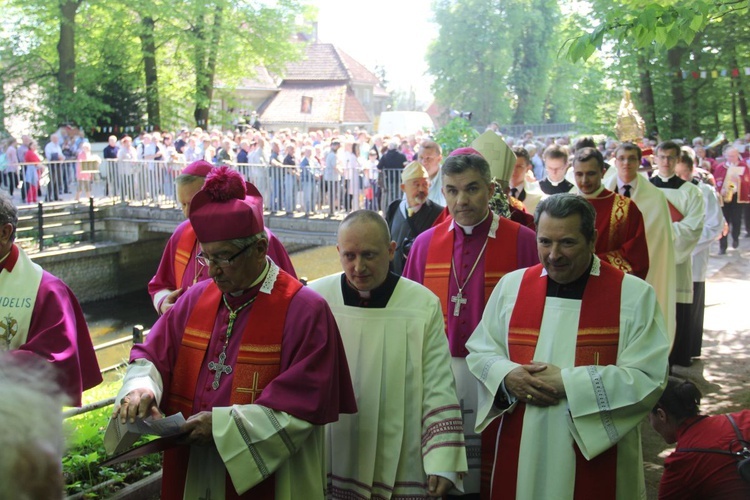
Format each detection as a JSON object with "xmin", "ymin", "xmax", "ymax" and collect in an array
[
  {"xmin": 650, "ymin": 175, "xmax": 686, "ymax": 190},
  {"xmin": 340, "ymin": 272, "xmax": 400, "ymax": 308},
  {"xmin": 545, "ymin": 257, "xmax": 594, "ymax": 300}
]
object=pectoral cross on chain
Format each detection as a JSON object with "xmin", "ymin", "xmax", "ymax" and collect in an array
[
  {"xmin": 208, "ymin": 351, "xmax": 233, "ymax": 390},
  {"xmin": 451, "ymin": 291, "xmax": 468, "ymax": 317}
]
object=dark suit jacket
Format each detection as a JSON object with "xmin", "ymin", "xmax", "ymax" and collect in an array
[{"xmin": 386, "ymin": 198, "xmax": 444, "ymax": 275}]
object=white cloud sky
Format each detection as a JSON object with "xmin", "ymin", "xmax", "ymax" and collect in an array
[{"xmin": 311, "ymin": 0, "xmax": 437, "ymax": 103}]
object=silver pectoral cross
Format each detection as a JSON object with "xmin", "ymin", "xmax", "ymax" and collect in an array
[
  {"xmin": 451, "ymin": 291, "xmax": 468, "ymax": 316},
  {"xmin": 208, "ymin": 350, "xmax": 233, "ymax": 390}
]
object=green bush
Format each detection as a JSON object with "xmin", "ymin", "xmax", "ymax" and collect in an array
[
  {"xmin": 64, "ymin": 380, "xmax": 162, "ymax": 498},
  {"xmin": 433, "ymin": 117, "xmax": 480, "ymax": 155}
]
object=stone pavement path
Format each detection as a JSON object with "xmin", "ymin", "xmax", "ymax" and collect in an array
[{"xmin": 642, "ymin": 240, "xmax": 750, "ymax": 498}]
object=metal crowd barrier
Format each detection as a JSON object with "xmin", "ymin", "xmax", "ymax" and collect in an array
[
  {"xmin": 94, "ymin": 159, "xmax": 405, "ymax": 215},
  {"xmin": 12, "ymin": 158, "xmax": 408, "ymax": 214}
]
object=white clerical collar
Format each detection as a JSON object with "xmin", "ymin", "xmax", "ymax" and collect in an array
[
  {"xmin": 539, "ymin": 255, "xmax": 601, "ymax": 277},
  {"xmin": 454, "ymin": 210, "xmax": 490, "ymax": 235},
  {"xmin": 229, "ymin": 259, "xmax": 270, "ymax": 297},
  {"xmin": 509, "ymin": 180, "xmax": 524, "ymax": 190},
  {"xmin": 548, "ymin": 178, "xmax": 564, "ymax": 186},
  {"xmin": 581, "ymin": 185, "xmax": 605, "ymax": 199},
  {"xmin": 617, "ymin": 175, "xmax": 638, "ymax": 192},
  {"xmin": 656, "ymin": 173, "xmax": 675, "ymax": 183}
]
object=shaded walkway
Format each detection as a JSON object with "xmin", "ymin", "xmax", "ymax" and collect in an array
[{"xmin": 642, "ymin": 241, "xmax": 750, "ymax": 498}]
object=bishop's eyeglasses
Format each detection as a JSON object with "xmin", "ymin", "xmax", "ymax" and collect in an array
[{"xmin": 196, "ymin": 240, "xmax": 257, "ymax": 268}]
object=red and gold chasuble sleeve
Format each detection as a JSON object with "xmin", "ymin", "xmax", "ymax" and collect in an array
[{"xmin": 487, "ymin": 263, "xmax": 624, "ymax": 500}]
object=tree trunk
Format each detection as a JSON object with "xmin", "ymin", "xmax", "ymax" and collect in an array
[
  {"xmin": 140, "ymin": 16, "xmax": 160, "ymax": 128},
  {"xmin": 731, "ymin": 53, "xmax": 750, "ymax": 134},
  {"xmin": 193, "ymin": 5, "xmax": 224, "ymax": 128},
  {"xmin": 731, "ymin": 79, "xmax": 739, "ymax": 139},
  {"xmin": 667, "ymin": 47, "xmax": 687, "ymax": 138},
  {"xmin": 738, "ymin": 83, "xmax": 749, "ymax": 135},
  {"xmin": 0, "ymin": 75, "xmax": 6, "ymax": 134},
  {"xmin": 713, "ymin": 109, "xmax": 720, "ymax": 134},
  {"xmin": 57, "ymin": 0, "xmax": 80, "ymax": 114},
  {"xmin": 637, "ymin": 53, "xmax": 658, "ymax": 137}
]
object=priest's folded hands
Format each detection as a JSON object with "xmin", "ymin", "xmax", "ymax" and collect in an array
[{"xmin": 503, "ymin": 362, "xmax": 564, "ymax": 406}]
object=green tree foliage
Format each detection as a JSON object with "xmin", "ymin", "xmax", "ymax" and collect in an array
[
  {"xmin": 434, "ymin": 117, "xmax": 480, "ymax": 153},
  {"xmin": 576, "ymin": 1, "xmax": 750, "ymax": 140},
  {"xmin": 428, "ymin": 0, "xmax": 516, "ymax": 126},
  {"xmin": 565, "ymin": 0, "xmax": 747, "ymax": 63},
  {"xmin": 0, "ymin": 0, "xmax": 308, "ymax": 134},
  {"xmin": 506, "ymin": 0, "xmax": 560, "ymax": 124}
]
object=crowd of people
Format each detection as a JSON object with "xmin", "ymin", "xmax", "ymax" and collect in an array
[
  {"xmin": 0, "ymin": 125, "xmax": 444, "ymax": 214},
  {"xmin": 1, "ymin": 119, "xmax": 750, "ymax": 499}
]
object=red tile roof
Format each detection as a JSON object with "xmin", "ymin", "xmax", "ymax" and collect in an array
[
  {"xmin": 343, "ymin": 89, "xmax": 371, "ymax": 123},
  {"xmin": 260, "ymin": 82, "xmax": 371, "ymax": 125},
  {"xmin": 283, "ymin": 43, "xmax": 381, "ymax": 86}
]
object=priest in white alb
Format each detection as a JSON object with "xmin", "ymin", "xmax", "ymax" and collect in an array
[
  {"xmin": 649, "ymin": 141, "xmax": 704, "ymax": 367},
  {"xmin": 604, "ymin": 142, "xmax": 677, "ymax": 344},
  {"xmin": 310, "ymin": 210, "xmax": 467, "ymax": 499},
  {"xmin": 466, "ymin": 193, "xmax": 669, "ymax": 499},
  {"xmin": 403, "ymin": 133, "xmax": 538, "ymax": 495}
]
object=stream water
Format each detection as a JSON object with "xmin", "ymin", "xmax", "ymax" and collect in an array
[{"xmin": 82, "ymin": 245, "xmax": 341, "ymax": 378}]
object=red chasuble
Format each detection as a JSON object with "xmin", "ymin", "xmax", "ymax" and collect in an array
[
  {"xmin": 487, "ymin": 263, "xmax": 623, "ymax": 500},
  {"xmin": 423, "ymin": 216, "xmax": 520, "ymax": 330},
  {"xmin": 587, "ymin": 190, "xmax": 650, "ymax": 280},
  {"xmin": 161, "ymin": 272, "xmax": 302, "ymax": 500}
]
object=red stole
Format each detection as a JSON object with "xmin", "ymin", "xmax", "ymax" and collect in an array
[
  {"xmin": 667, "ymin": 201, "xmax": 684, "ymax": 222},
  {"xmin": 162, "ymin": 272, "xmax": 302, "ymax": 500},
  {"xmin": 485, "ymin": 263, "xmax": 623, "ymax": 500},
  {"xmin": 174, "ymin": 223, "xmax": 197, "ymax": 288},
  {"xmin": 423, "ymin": 216, "xmax": 520, "ymax": 329}
]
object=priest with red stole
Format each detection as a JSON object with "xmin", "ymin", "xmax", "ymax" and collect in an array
[
  {"xmin": 402, "ymin": 142, "xmax": 538, "ymax": 495},
  {"xmin": 148, "ymin": 160, "xmax": 297, "ymax": 315},
  {"xmin": 466, "ymin": 193, "xmax": 669, "ymax": 500},
  {"xmin": 572, "ymin": 147, "xmax": 649, "ymax": 280},
  {"xmin": 0, "ymin": 192, "xmax": 101, "ymax": 406},
  {"xmin": 110, "ymin": 166, "xmax": 357, "ymax": 499}
]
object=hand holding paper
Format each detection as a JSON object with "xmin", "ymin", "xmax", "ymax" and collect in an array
[{"xmin": 114, "ymin": 388, "xmax": 161, "ymax": 424}]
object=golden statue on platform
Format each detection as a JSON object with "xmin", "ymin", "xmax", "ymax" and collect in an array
[{"xmin": 615, "ymin": 90, "xmax": 646, "ymax": 142}]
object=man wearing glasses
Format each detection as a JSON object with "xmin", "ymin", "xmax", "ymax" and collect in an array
[
  {"xmin": 109, "ymin": 166, "xmax": 357, "ymax": 499},
  {"xmin": 603, "ymin": 142, "xmax": 677, "ymax": 350},
  {"xmin": 650, "ymin": 141, "xmax": 704, "ymax": 367},
  {"xmin": 148, "ymin": 160, "xmax": 296, "ymax": 315}
]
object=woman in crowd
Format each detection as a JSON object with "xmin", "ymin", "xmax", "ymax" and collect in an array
[
  {"xmin": 75, "ymin": 142, "xmax": 101, "ymax": 201},
  {"xmin": 3, "ymin": 137, "xmax": 20, "ymax": 199},
  {"xmin": 23, "ymin": 140, "xmax": 43, "ymax": 203}
]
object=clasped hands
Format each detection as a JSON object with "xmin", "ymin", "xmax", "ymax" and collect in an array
[
  {"xmin": 503, "ymin": 362, "xmax": 565, "ymax": 407},
  {"xmin": 112, "ymin": 388, "xmax": 214, "ymax": 445}
]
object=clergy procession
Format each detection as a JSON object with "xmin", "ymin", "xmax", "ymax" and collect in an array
[{"xmin": 2, "ymin": 106, "xmax": 749, "ymax": 500}]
